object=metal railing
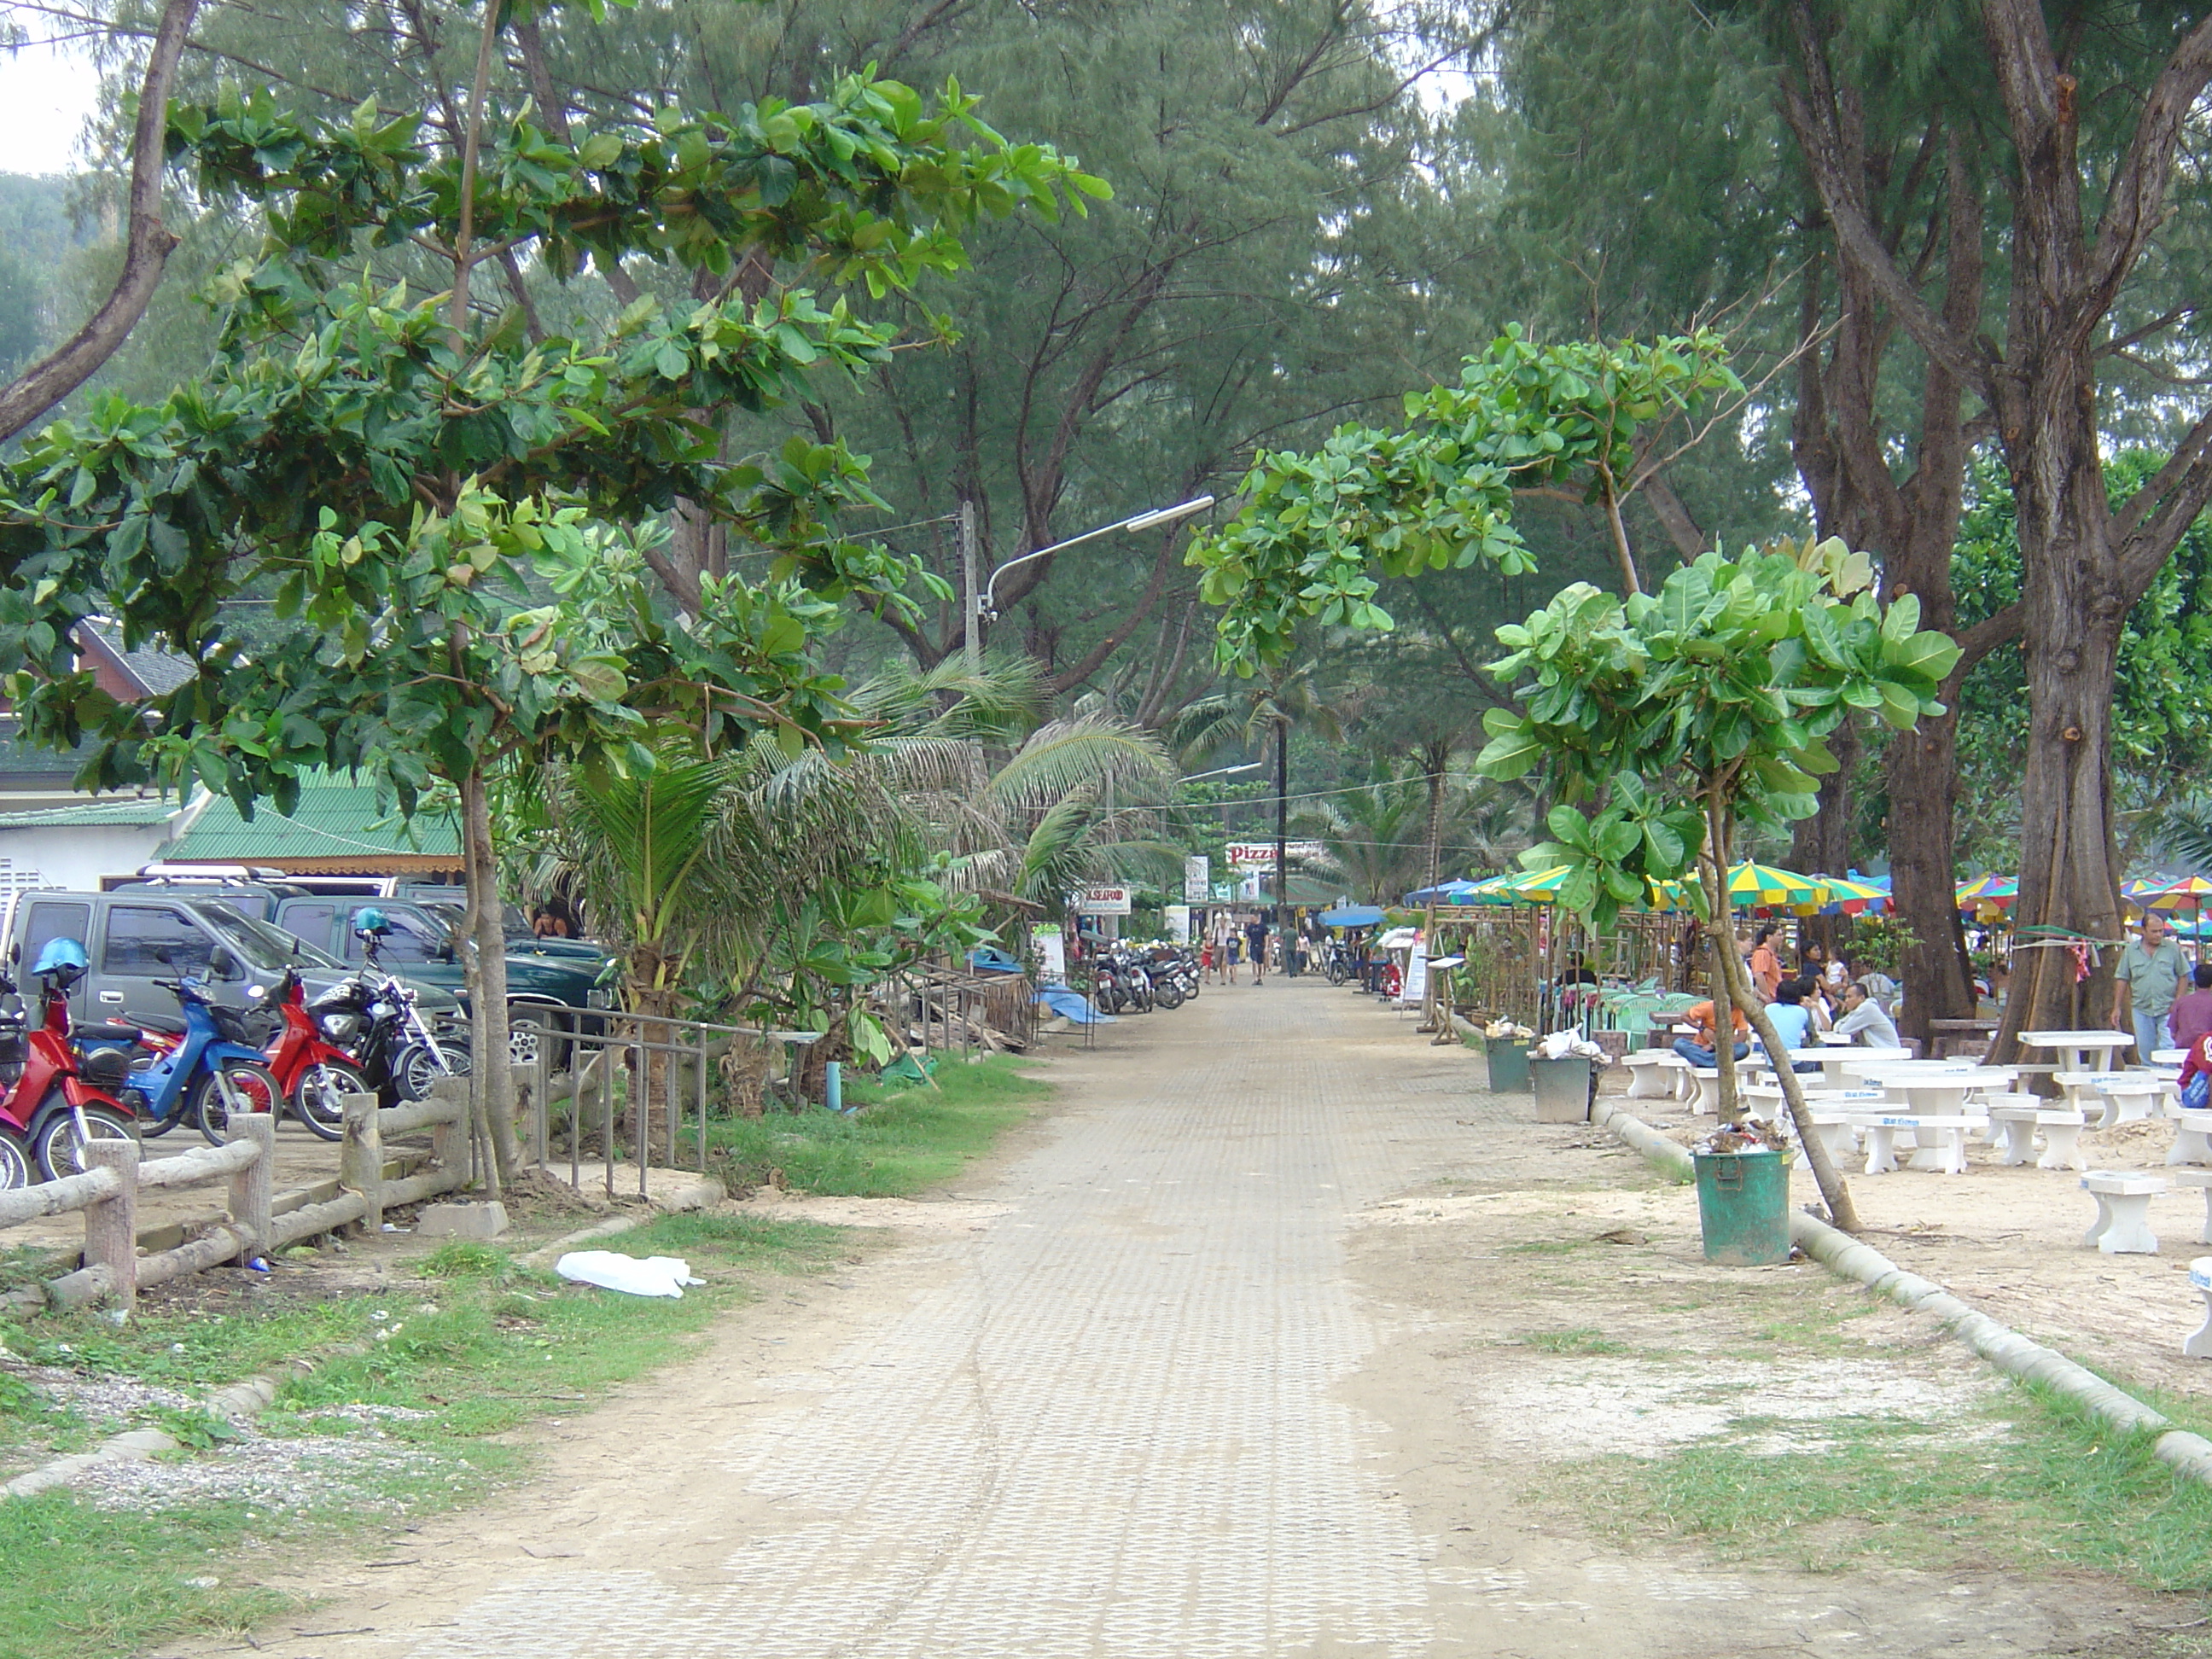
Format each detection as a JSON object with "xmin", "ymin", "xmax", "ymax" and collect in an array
[{"xmin": 519, "ymin": 1005, "xmax": 820, "ymax": 1200}]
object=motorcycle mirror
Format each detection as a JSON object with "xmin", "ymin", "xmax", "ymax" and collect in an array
[
  {"xmin": 208, "ymin": 946, "xmax": 242, "ymax": 980},
  {"xmin": 151, "ymin": 945, "xmax": 173, "ymax": 965}
]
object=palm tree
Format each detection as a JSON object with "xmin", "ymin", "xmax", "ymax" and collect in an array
[{"xmin": 1172, "ymin": 663, "xmax": 1345, "ymax": 915}]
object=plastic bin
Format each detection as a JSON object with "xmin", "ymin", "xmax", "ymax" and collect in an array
[
  {"xmin": 1531, "ymin": 1056, "xmax": 1594, "ymax": 1123},
  {"xmin": 1692, "ymin": 1149, "xmax": 1790, "ymax": 1265},
  {"xmin": 1485, "ymin": 1037, "xmax": 1531, "ymax": 1091}
]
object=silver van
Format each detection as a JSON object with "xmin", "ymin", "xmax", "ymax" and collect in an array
[{"xmin": 0, "ymin": 889, "xmax": 463, "ymax": 1033}]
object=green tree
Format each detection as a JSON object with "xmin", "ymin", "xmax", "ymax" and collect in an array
[
  {"xmin": 1476, "ymin": 538, "xmax": 1964, "ymax": 1233},
  {"xmin": 0, "ymin": 31, "xmax": 1101, "ymax": 1190}
]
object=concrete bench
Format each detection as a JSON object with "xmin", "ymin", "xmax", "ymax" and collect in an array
[
  {"xmin": 2168, "ymin": 1109, "xmax": 2212, "ymax": 1167},
  {"xmin": 2174, "ymin": 1170, "xmax": 2212, "ymax": 1246},
  {"xmin": 1623, "ymin": 1050, "xmax": 1692, "ymax": 1101},
  {"xmin": 2081, "ymin": 1169, "xmax": 2167, "ymax": 1254},
  {"xmin": 2060, "ymin": 1070, "xmax": 2172, "ymax": 1128},
  {"xmin": 1689, "ymin": 1068, "xmax": 1722, "ymax": 1116},
  {"xmin": 1848, "ymin": 1113, "xmax": 1984, "ymax": 1176},
  {"xmin": 2188, "ymin": 1258, "xmax": 2212, "ymax": 1358},
  {"xmin": 1991, "ymin": 1104, "xmax": 2087, "ymax": 1171}
]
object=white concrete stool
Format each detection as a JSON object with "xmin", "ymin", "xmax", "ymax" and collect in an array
[
  {"xmin": 2081, "ymin": 1170, "xmax": 2167, "ymax": 1254},
  {"xmin": 1804, "ymin": 1113, "xmax": 1857, "ymax": 1164},
  {"xmin": 2174, "ymin": 1169, "xmax": 2212, "ymax": 1244},
  {"xmin": 1688, "ymin": 1068, "xmax": 1722, "ymax": 1116},
  {"xmin": 2187, "ymin": 1258, "xmax": 2212, "ymax": 1358},
  {"xmin": 1992, "ymin": 1104, "xmax": 2086, "ymax": 1170},
  {"xmin": 2093, "ymin": 1076, "xmax": 2171, "ymax": 1126},
  {"xmin": 1624, "ymin": 1051, "xmax": 1686, "ymax": 1100},
  {"xmin": 2168, "ymin": 1109, "xmax": 2212, "ymax": 1167},
  {"xmin": 1901, "ymin": 1115, "xmax": 1982, "ymax": 1175}
]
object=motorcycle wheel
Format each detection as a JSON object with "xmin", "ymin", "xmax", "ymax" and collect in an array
[
  {"xmin": 34, "ymin": 1103, "xmax": 136, "ymax": 1183},
  {"xmin": 393, "ymin": 1039, "xmax": 463, "ymax": 1102},
  {"xmin": 193, "ymin": 1062, "xmax": 282, "ymax": 1147},
  {"xmin": 0, "ymin": 1128, "xmax": 32, "ymax": 1190},
  {"xmin": 291, "ymin": 1059, "xmax": 370, "ymax": 1143},
  {"xmin": 1326, "ymin": 962, "xmax": 1348, "ymax": 987},
  {"xmin": 1154, "ymin": 980, "xmax": 1185, "ymax": 1010}
]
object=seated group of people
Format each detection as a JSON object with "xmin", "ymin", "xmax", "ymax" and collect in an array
[{"xmin": 1672, "ymin": 973, "xmax": 1899, "ymax": 1069}]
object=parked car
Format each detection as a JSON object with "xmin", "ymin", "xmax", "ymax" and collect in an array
[
  {"xmin": 267, "ymin": 896, "xmax": 618, "ymax": 1066},
  {"xmin": 0, "ymin": 888, "xmax": 464, "ymax": 1040}
]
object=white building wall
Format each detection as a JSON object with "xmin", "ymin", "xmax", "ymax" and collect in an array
[{"xmin": 0, "ymin": 822, "xmax": 182, "ymax": 893}]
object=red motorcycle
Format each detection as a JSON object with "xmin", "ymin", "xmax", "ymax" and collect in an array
[
  {"xmin": 0, "ymin": 940, "xmax": 137, "ymax": 1186},
  {"xmin": 263, "ymin": 968, "xmax": 370, "ymax": 1141}
]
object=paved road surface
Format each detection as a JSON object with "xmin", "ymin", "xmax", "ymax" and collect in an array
[{"xmin": 215, "ymin": 981, "xmax": 2155, "ymax": 1658}]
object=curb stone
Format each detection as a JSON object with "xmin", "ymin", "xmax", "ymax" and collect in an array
[{"xmin": 1589, "ymin": 1096, "xmax": 2212, "ymax": 1491}]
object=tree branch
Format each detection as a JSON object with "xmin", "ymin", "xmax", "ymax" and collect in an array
[{"xmin": 0, "ymin": 0, "xmax": 201, "ymax": 439}]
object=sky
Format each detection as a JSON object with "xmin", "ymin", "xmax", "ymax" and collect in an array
[{"xmin": 0, "ymin": 37, "xmax": 100, "ymax": 176}]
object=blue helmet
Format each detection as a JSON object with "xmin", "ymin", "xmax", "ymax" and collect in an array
[
  {"xmin": 31, "ymin": 937, "xmax": 88, "ymax": 976},
  {"xmin": 353, "ymin": 907, "xmax": 391, "ymax": 936}
]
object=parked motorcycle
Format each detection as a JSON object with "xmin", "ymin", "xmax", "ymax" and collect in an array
[
  {"xmin": 101, "ymin": 969, "xmax": 283, "ymax": 1149},
  {"xmin": 0, "ymin": 940, "xmax": 138, "ymax": 1185},
  {"xmin": 305, "ymin": 911, "xmax": 469, "ymax": 1105},
  {"xmin": 264, "ymin": 967, "xmax": 372, "ymax": 1141}
]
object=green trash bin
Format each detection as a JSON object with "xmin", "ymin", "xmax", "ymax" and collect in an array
[
  {"xmin": 1485, "ymin": 1036, "xmax": 1531, "ymax": 1091},
  {"xmin": 1692, "ymin": 1149, "xmax": 1790, "ymax": 1265}
]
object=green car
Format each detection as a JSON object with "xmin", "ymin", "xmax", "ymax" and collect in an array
[{"xmin": 271, "ymin": 896, "xmax": 620, "ymax": 1064}]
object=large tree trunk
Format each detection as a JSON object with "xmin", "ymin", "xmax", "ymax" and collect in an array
[
  {"xmin": 1883, "ymin": 706, "xmax": 1979, "ymax": 1047},
  {"xmin": 1994, "ymin": 413, "xmax": 2131, "ymax": 1052}
]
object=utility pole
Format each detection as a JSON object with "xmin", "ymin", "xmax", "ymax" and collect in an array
[
  {"xmin": 959, "ymin": 498, "xmax": 980, "ymax": 670},
  {"xmin": 1275, "ymin": 713, "xmax": 1291, "ymax": 975}
]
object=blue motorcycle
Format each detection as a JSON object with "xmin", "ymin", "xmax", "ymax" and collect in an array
[{"xmin": 96, "ymin": 973, "xmax": 283, "ymax": 1145}]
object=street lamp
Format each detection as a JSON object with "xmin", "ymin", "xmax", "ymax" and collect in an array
[
  {"xmin": 975, "ymin": 496, "xmax": 1215, "ymax": 625},
  {"xmin": 1177, "ymin": 761, "xmax": 1264, "ymax": 784}
]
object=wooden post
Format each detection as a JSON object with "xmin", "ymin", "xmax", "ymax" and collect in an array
[
  {"xmin": 339, "ymin": 1091, "xmax": 382, "ymax": 1237},
  {"xmin": 226, "ymin": 1113, "xmax": 273, "ymax": 1261},
  {"xmin": 82, "ymin": 1137, "xmax": 138, "ymax": 1313},
  {"xmin": 426, "ymin": 1076, "xmax": 466, "ymax": 1173},
  {"xmin": 531, "ymin": 1027, "xmax": 550, "ymax": 1169},
  {"xmin": 509, "ymin": 1063, "xmax": 534, "ymax": 1173}
]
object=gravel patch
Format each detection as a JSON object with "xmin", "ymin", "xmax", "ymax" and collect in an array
[{"xmin": 64, "ymin": 1417, "xmax": 438, "ymax": 1512}]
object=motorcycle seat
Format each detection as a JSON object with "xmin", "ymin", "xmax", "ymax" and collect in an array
[
  {"xmin": 121, "ymin": 1012, "xmax": 187, "ymax": 1036},
  {"xmin": 76, "ymin": 1022, "xmax": 149, "ymax": 1044}
]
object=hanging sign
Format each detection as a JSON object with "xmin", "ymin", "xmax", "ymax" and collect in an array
[
  {"xmin": 1072, "ymin": 885, "xmax": 1133, "ymax": 915},
  {"xmin": 1183, "ymin": 855, "xmax": 1211, "ymax": 904}
]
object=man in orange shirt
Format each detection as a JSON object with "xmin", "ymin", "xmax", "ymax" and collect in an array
[{"xmin": 1673, "ymin": 998, "xmax": 1750, "ymax": 1068}]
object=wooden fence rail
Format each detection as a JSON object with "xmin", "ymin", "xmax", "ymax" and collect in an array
[{"xmin": 17, "ymin": 1079, "xmax": 474, "ymax": 1313}]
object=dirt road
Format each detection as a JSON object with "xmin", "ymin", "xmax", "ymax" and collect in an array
[{"xmin": 197, "ymin": 981, "xmax": 2187, "ymax": 1657}]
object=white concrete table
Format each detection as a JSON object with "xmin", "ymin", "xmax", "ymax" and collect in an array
[
  {"xmin": 2089, "ymin": 1069, "xmax": 2180, "ymax": 1127},
  {"xmin": 1849, "ymin": 1112, "xmax": 1982, "ymax": 1175},
  {"xmin": 2081, "ymin": 1169, "xmax": 2166, "ymax": 1254},
  {"xmin": 1854, "ymin": 1066, "xmax": 2017, "ymax": 1119},
  {"xmin": 1790, "ymin": 1045, "xmax": 1912, "ymax": 1089},
  {"xmin": 2020, "ymin": 1029, "xmax": 2135, "ymax": 1074}
]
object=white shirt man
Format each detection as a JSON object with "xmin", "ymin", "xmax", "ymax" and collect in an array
[{"xmin": 1834, "ymin": 982, "xmax": 1901, "ymax": 1049}]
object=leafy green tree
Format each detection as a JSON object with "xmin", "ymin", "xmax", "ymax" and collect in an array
[
  {"xmin": 0, "ymin": 31, "xmax": 1100, "ymax": 1190},
  {"xmin": 1476, "ymin": 538, "xmax": 1964, "ymax": 1233}
]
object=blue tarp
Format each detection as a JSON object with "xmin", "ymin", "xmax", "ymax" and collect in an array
[
  {"xmin": 1035, "ymin": 984, "xmax": 1115, "ymax": 1023},
  {"xmin": 968, "ymin": 946, "xmax": 1024, "ymax": 974},
  {"xmin": 1317, "ymin": 904, "xmax": 1386, "ymax": 928}
]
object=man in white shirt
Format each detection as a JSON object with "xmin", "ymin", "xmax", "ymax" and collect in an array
[{"xmin": 1834, "ymin": 980, "xmax": 1901, "ymax": 1049}]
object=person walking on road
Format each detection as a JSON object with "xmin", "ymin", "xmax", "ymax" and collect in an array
[
  {"xmin": 1245, "ymin": 915, "xmax": 1270, "ymax": 987},
  {"xmin": 2116, "ymin": 911, "xmax": 2190, "ymax": 1060}
]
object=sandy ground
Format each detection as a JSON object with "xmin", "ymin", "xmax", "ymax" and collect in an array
[
  {"xmin": 143, "ymin": 985, "xmax": 2209, "ymax": 1659},
  {"xmin": 1624, "ymin": 1088, "xmax": 2212, "ymax": 1408}
]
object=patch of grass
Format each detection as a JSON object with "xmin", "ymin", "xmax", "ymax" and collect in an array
[
  {"xmin": 1518, "ymin": 1327, "xmax": 1629, "ymax": 1356},
  {"xmin": 0, "ymin": 1492, "xmax": 292, "ymax": 1659},
  {"xmin": 1564, "ymin": 1374, "xmax": 2212, "ymax": 1593},
  {"xmin": 707, "ymin": 1054, "xmax": 1049, "ymax": 1196},
  {"xmin": 0, "ymin": 1210, "xmax": 859, "ymax": 1659}
]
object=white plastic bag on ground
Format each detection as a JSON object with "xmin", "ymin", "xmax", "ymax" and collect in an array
[{"xmin": 555, "ymin": 1251, "xmax": 704, "ymax": 1298}]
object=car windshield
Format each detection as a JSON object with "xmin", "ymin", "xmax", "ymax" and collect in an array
[
  {"xmin": 425, "ymin": 900, "xmax": 535, "ymax": 942},
  {"xmin": 191, "ymin": 900, "xmax": 345, "ymax": 970}
]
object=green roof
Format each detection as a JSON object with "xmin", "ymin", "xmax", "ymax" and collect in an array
[
  {"xmin": 168, "ymin": 778, "xmax": 458, "ymax": 862},
  {"xmin": 0, "ymin": 796, "xmax": 187, "ymax": 829}
]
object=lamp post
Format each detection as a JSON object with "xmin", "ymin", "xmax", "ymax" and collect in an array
[{"xmin": 975, "ymin": 496, "xmax": 1215, "ymax": 627}]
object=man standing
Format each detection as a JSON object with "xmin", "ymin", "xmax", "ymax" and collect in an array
[
  {"xmin": 1245, "ymin": 914, "xmax": 1270, "ymax": 987},
  {"xmin": 2116, "ymin": 911, "xmax": 2190, "ymax": 1060}
]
